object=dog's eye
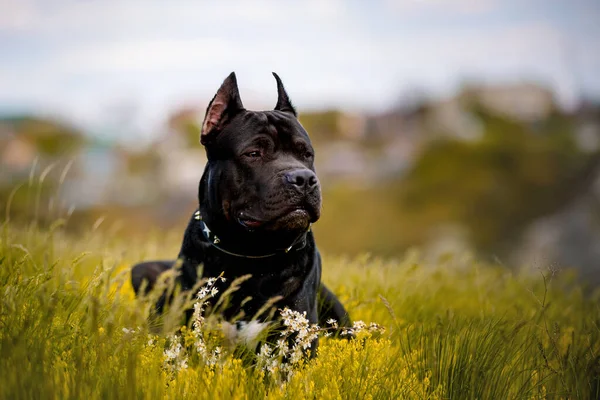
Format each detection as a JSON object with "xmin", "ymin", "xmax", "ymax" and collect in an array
[
  {"xmin": 245, "ymin": 150, "xmax": 262, "ymax": 158},
  {"xmin": 304, "ymin": 151, "xmax": 314, "ymax": 159}
]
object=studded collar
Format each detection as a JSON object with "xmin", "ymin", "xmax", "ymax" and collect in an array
[{"xmin": 194, "ymin": 210, "xmax": 310, "ymax": 259}]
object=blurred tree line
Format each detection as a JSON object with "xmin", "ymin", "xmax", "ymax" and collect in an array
[
  {"xmin": 2, "ymin": 85, "xmax": 600, "ymax": 270},
  {"xmin": 399, "ymin": 104, "xmax": 599, "ymax": 256},
  {"xmin": 0, "ymin": 115, "xmax": 86, "ymax": 226},
  {"xmin": 313, "ymin": 97, "xmax": 600, "ymax": 263}
]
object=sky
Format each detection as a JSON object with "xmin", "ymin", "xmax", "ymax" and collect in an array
[{"xmin": 1, "ymin": 0, "xmax": 599, "ymax": 142}]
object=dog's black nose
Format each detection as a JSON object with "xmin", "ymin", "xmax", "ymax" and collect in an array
[{"xmin": 285, "ymin": 169, "xmax": 318, "ymax": 191}]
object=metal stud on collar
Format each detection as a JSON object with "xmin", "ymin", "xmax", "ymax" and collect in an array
[{"xmin": 196, "ymin": 211, "xmax": 221, "ymax": 243}]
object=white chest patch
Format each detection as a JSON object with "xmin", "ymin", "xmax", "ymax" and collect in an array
[{"xmin": 221, "ymin": 320, "xmax": 270, "ymax": 348}]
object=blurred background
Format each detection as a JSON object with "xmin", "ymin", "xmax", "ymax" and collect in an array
[{"xmin": 1, "ymin": 0, "xmax": 600, "ymax": 283}]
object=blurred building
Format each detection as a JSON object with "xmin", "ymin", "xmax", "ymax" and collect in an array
[{"xmin": 460, "ymin": 83, "xmax": 555, "ymax": 122}]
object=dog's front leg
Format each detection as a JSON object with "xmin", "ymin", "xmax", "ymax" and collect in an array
[{"xmin": 317, "ymin": 283, "xmax": 351, "ymax": 332}]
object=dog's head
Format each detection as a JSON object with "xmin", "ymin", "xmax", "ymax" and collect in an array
[{"xmin": 198, "ymin": 72, "xmax": 320, "ymax": 244}]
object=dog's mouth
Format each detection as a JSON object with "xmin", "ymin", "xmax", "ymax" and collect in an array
[
  {"xmin": 237, "ymin": 207, "xmax": 312, "ymax": 231},
  {"xmin": 237, "ymin": 215, "xmax": 263, "ymax": 229}
]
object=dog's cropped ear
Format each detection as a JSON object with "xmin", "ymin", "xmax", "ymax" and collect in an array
[
  {"xmin": 272, "ymin": 72, "xmax": 297, "ymax": 116},
  {"xmin": 201, "ymin": 72, "xmax": 244, "ymax": 145}
]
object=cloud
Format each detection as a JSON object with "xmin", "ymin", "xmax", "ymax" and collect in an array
[
  {"xmin": 0, "ymin": 0, "xmax": 598, "ymax": 133},
  {"xmin": 0, "ymin": 0, "xmax": 38, "ymax": 30},
  {"xmin": 53, "ymin": 38, "xmax": 236, "ymax": 73},
  {"xmin": 394, "ymin": 23, "xmax": 565, "ymax": 71},
  {"xmin": 0, "ymin": 0, "xmax": 348, "ymax": 34},
  {"xmin": 384, "ymin": 0, "xmax": 500, "ymax": 15}
]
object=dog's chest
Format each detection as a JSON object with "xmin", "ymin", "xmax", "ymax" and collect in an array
[
  {"xmin": 221, "ymin": 320, "xmax": 269, "ymax": 348},
  {"xmin": 204, "ymin": 254, "xmax": 308, "ymax": 297},
  {"xmin": 257, "ymin": 274, "xmax": 303, "ymax": 298},
  {"xmin": 202, "ymin": 267, "xmax": 307, "ymax": 324}
]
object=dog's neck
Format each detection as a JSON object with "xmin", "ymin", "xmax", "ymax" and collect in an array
[{"xmin": 194, "ymin": 209, "xmax": 310, "ymax": 258}]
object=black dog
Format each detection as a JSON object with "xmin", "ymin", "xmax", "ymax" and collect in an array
[{"xmin": 131, "ymin": 72, "xmax": 350, "ymax": 351}]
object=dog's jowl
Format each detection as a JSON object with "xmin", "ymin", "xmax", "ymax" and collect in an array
[{"xmin": 131, "ymin": 72, "xmax": 351, "ymax": 354}]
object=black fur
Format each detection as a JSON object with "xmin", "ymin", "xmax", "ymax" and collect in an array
[{"xmin": 131, "ymin": 72, "xmax": 351, "ymax": 352}]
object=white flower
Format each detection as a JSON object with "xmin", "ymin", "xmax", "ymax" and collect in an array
[
  {"xmin": 178, "ymin": 358, "xmax": 188, "ymax": 370},
  {"xmin": 164, "ymin": 341, "xmax": 182, "ymax": 360},
  {"xmin": 353, "ymin": 320, "xmax": 367, "ymax": 332},
  {"xmin": 369, "ymin": 322, "xmax": 385, "ymax": 333},
  {"xmin": 259, "ymin": 343, "xmax": 273, "ymax": 358},
  {"xmin": 206, "ymin": 347, "xmax": 221, "ymax": 366}
]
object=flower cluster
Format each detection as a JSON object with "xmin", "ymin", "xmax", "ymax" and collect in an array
[
  {"xmin": 256, "ymin": 308, "xmax": 320, "ymax": 379},
  {"xmin": 160, "ymin": 274, "xmax": 385, "ymax": 382},
  {"xmin": 191, "ymin": 275, "xmax": 226, "ymax": 365},
  {"xmin": 255, "ymin": 308, "xmax": 386, "ymax": 383},
  {"xmin": 163, "ymin": 336, "xmax": 188, "ymax": 372},
  {"xmin": 341, "ymin": 320, "xmax": 385, "ymax": 337},
  {"xmin": 162, "ymin": 275, "xmax": 226, "ymax": 373}
]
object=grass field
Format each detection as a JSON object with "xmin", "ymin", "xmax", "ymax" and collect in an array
[{"xmin": 1, "ymin": 219, "xmax": 599, "ymax": 399}]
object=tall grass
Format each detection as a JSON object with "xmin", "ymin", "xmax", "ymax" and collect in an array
[{"xmin": 1, "ymin": 212, "xmax": 599, "ymax": 398}]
